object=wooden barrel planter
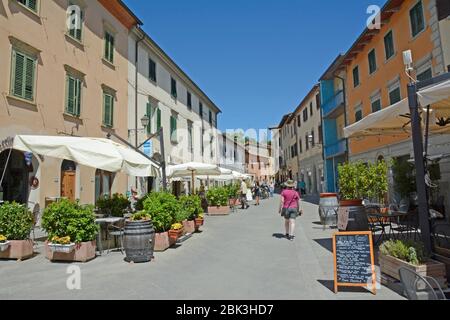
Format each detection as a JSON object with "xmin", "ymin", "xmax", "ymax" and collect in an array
[
  {"xmin": 318, "ymin": 193, "xmax": 338, "ymax": 226},
  {"xmin": 123, "ymin": 220, "xmax": 155, "ymax": 263}
]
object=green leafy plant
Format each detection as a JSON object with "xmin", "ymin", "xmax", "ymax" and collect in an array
[
  {"xmin": 130, "ymin": 210, "xmax": 151, "ymax": 221},
  {"xmin": 179, "ymin": 195, "xmax": 203, "ymax": 220},
  {"xmin": 225, "ymin": 183, "xmax": 240, "ymax": 199},
  {"xmin": 0, "ymin": 202, "xmax": 33, "ymax": 240},
  {"xmin": 96, "ymin": 193, "xmax": 130, "ymax": 217},
  {"xmin": 42, "ymin": 199, "xmax": 99, "ymax": 243},
  {"xmin": 364, "ymin": 160, "xmax": 389, "ymax": 203},
  {"xmin": 143, "ymin": 192, "xmax": 180, "ymax": 233},
  {"xmin": 337, "ymin": 161, "xmax": 367, "ymax": 200},
  {"xmin": 380, "ymin": 240, "xmax": 428, "ymax": 265},
  {"xmin": 206, "ymin": 187, "xmax": 229, "ymax": 207},
  {"xmin": 392, "ymin": 157, "xmax": 416, "ymax": 199},
  {"xmin": 134, "ymin": 194, "xmax": 150, "ymax": 211}
]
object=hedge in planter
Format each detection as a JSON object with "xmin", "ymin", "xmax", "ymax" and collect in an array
[
  {"xmin": 143, "ymin": 192, "xmax": 180, "ymax": 250},
  {"xmin": 206, "ymin": 187, "xmax": 230, "ymax": 215},
  {"xmin": 0, "ymin": 202, "xmax": 34, "ymax": 260},
  {"xmin": 379, "ymin": 240, "xmax": 447, "ymax": 288},
  {"xmin": 179, "ymin": 195, "xmax": 203, "ymax": 233},
  {"xmin": 42, "ymin": 199, "xmax": 99, "ymax": 262}
]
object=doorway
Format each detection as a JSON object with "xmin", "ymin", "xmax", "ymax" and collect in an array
[
  {"xmin": 0, "ymin": 149, "xmax": 29, "ymax": 204},
  {"xmin": 61, "ymin": 160, "xmax": 77, "ymax": 201},
  {"xmin": 95, "ymin": 169, "xmax": 114, "ymax": 203}
]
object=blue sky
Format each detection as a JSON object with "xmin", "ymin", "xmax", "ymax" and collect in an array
[{"xmin": 125, "ymin": 0, "xmax": 386, "ymax": 134}]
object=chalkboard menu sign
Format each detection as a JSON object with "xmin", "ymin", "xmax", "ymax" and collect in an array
[{"xmin": 333, "ymin": 231, "xmax": 376, "ymax": 294}]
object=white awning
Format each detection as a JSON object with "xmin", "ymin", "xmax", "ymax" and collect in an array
[
  {"xmin": 166, "ymin": 162, "xmax": 222, "ymax": 178},
  {"xmin": 13, "ymin": 135, "xmax": 159, "ymax": 177},
  {"xmin": 344, "ymin": 79, "xmax": 450, "ymax": 139}
]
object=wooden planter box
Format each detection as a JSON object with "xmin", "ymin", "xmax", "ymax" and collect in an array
[
  {"xmin": 168, "ymin": 229, "xmax": 184, "ymax": 246},
  {"xmin": 379, "ymin": 253, "xmax": 448, "ymax": 289},
  {"xmin": 45, "ymin": 241, "xmax": 96, "ymax": 263},
  {"xmin": 0, "ymin": 240, "xmax": 34, "ymax": 261},
  {"xmin": 434, "ymin": 246, "xmax": 450, "ymax": 281},
  {"xmin": 207, "ymin": 206, "xmax": 230, "ymax": 216},
  {"xmin": 154, "ymin": 232, "xmax": 170, "ymax": 252},
  {"xmin": 182, "ymin": 220, "xmax": 196, "ymax": 234}
]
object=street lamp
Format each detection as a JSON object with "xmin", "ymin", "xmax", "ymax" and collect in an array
[{"xmin": 141, "ymin": 115, "xmax": 149, "ymax": 129}]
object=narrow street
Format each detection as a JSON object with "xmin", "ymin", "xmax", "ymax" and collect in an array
[{"xmin": 0, "ymin": 196, "xmax": 403, "ymax": 300}]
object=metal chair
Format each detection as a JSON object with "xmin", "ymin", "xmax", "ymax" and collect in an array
[
  {"xmin": 366, "ymin": 212, "xmax": 385, "ymax": 245},
  {"xmin": 399, "ymin": 267, "xmax": 446, "ymax": 300},
  {"xmin": 106, "ymin": 219, "xmax": 125, "ymax": 254}
]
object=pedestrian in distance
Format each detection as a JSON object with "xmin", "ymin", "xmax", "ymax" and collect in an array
[
  {"xmin": 279, "ymin": 180, "xmax": 302, "ymax": 241},
  {"xmin": 240, "ymin": 179, "xmax": 250, "ymax": 209},
  {"xmin": 253, "ymin": 181, "xmax": 261, "ymax": 206}
]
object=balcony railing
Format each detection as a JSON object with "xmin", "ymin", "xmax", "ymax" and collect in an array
[
  {"xmin": 324, "ymin": 139, "xmax": 347, "ymax": 159},
  {"xmin": 322, "ymin": 90, "xmax": 344, "ymax": 118}
]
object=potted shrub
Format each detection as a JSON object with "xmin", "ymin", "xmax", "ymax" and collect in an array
[
  {"xmin": 96, "ymin": 193, "xmax": 130, "ymax": 217},
  {"xmin": 168, "ymin": 223, "xmax": 184, "ymax": 245},
  {"xmin": 226, "ymin": 183, "xmax": 240, "ymax": 207},
  {"xmin": 337, "ymin": 161, "xmax": 367, "ymax": 206},
  {"xmin": 206, "ymin": 186, "xmax": 230, "ymax": 215},
  {"xmin": 42, "ymin": 199, "xmax": 99, "ymax": 263},
  {"xmin": 0, "ymin": 202, "xmax": 34, "ymax": 261},
  {"xmin": 143, "ymin": 192, "xmax": 180, "ymax": 251},
  {"xmin": 379, "ymin": 240, "xmax": 447, "ymax": 288},
  {"xmin": 179, "ymin": 195, "xmax": 203, "ymax": 234}
]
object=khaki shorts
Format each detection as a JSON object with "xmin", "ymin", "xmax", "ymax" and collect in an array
[{"xmin": 282, "ymin": 208, "xmax": 299, "ymax": 219}]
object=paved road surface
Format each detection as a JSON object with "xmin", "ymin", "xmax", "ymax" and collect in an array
[{"xmin": 0, "ymin": 196, "xmax": 403, "ymax": 300}]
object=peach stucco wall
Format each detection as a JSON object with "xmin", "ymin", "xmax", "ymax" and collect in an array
[
  {"xmin": 0, "ymin": 0, "xmax": 130, "ymax": 209},
  {"xmin": 345, "ymin": 0, "xmax": 437, "ymax": 157}
]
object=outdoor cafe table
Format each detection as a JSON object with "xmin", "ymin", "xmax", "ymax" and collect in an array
[
  {"xmin": 95, "ymin": 217, "xmax": 125, "ymax": 255},
  {"xmin": 367, "ymin": 211, "xmax": 409, "ymax": 244}
]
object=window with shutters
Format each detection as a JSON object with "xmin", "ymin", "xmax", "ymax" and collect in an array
[
  {"xmin": 318, "ymin": 125, "xmax": 323, "ymax": 144},
  {"xmin": 316, "ymin": 94, "xmax": 321, "ymax": 110},
  {"xmin": 199, "ymin": 102, "xmax": 203, "ymax": 119},
  {"xmin": 104, "ymin": 31, "xmax": 115, "ymax": 63},
  {"xmin": 67, "ymin": 3, "xmax": 83, "ymax": 42},
  {"xmin": 209, "ymin": 110, "xmax": 212, "ymax": 125},
  {"xmin": 17, "ymin": 0, "xmax": 38, "ymax": 12},
  {"xmin": 355, "ymin": 104, "xmax": 363, "ymax": 122},
  {"xmin": 65, "ymin": 74, "xmax": 82, "ymax": 117},
  {"xmin": 371, "ymin": 99, "xmax": 381, "ymax": 113},
  {"xmin": 188, "ymin": 122, "xmax": 193, "ymax": 153},
  {"xmin": 417, "ymin": 68, "xmax": 433, "ymax": 82},
  {"xmin": 149, "ymin": 58, "xmax": 156, "ymax": 82},
  {"xmin": 170, "ymin": 115, "xmax": 177, "ymax": 143},
  {"xmin": 187, "ymin": 92, "xmax": 192, "ymax": 110},
  {"xmin": 410, "ymin": 1, "xmax": 425, "ymax": 38},
  {"xmin": 310, "ymin": 102, "xmax": 313, "ymax": 117},
  {"xmin": 171, "ymin": 77, "xmax": 177, "ymax": 98},
  {"xmin": 201, "ymin": 129, "xmax": 205, "ymax": 155},
  {"xmin": 305, "ymin": 134, "xmax": 309, "ymax": 151},
  {"xmin": 389, "ymin": 87, "xmax": 401, "ymax": 105},
  {"xmin": 10, "ymin": 49, "xmax": 37, "ymax": 102},
  {"xmin": 353, "ymin": 66, "xmax": 360, "ymax": 88},
  {"xmin": 311, "ymin": 130, "xmax": 315, "ymax": 147},
  {"xmin": 102, "ymin": 92, "xmax": 114, "ymax": 127},
  {"xmin": 384, "ymin": 31, "xmax": 395, "ymax": 60},
  {"xmin": 303, "ymin": 108, "xmax": 308, "ymax": 123},
  {"xmin": 299, "ymin": 139, "xmax": 303, "ymax": 154},
  {"xmin": 210, "ymin": 136, "xmax": 214, "ymax": 158},
  {"xmin": 297, "ymin": 115, "xmax": 301, "ymax": 127},
  {"xmin": 368, "ymin": 49, "xmax": 377, "ymax": 74}
]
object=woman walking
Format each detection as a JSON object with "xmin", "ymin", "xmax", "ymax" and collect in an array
[
  {"xmin": 279, "ymin": 180, "xmax": 301, "ymax": 241},
  {"xmin": 253, "ymin": 181, "xmax": 261, "ymax": 206}
]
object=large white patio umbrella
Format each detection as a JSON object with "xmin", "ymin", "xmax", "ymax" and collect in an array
[
  {"xmin": 12, "ymin": 135, "xmax": 159, "ymax": 177},
  {"xmin": 166, "ymin": 162, "xmax": 222, "ymax": 194}
]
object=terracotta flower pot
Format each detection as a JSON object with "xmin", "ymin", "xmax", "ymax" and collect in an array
[
  {"xmin": 194, "ymin": 218, "xmax": 204, "ymax": 232},
  {"xmin": 182, "ymin": 220, "xmax": 196, "ymax": 234},
  {"xmin": 154, "ymin": 232, "xmax": 170, "ymax": 252},
  {"xmin": 45, "ymin": 240, "xmax": 96, "ymax": 263},
  {"xmin": 168, "ymin": 228, "xmax": 184, "ymax": 246},
  {"xmin": 0, "ymin": 240, "xmax": 34, "ymax": 261}
]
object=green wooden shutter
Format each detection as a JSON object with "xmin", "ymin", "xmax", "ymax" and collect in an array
[
  {"xmin": 66, "ymin": 76, "xmax": 75, "ymax": 114},
  {"xmin": 146, "ymin": 102, "xmax": 152, "ymax": 134},
  {"xmin": 156, "ymin": 108, "xmax": 161, "ymax": 131},
  {"xmin": 170, "ymin": 116, "xmax": 177, "ymax": 142},
  {"xmin": 75, "ymin": 78, "xmax": 81, "ymax": 116},
  {"xmin": 12, "ymin": 51, "xmax": 25, "ymax": 98},
  {"xmin": 24, "ymin": 56, "xmax": 35, "ymax": 101},
  {"xmin": 103, "ymin": 93, "xmax": 113, "ymax": 127}
]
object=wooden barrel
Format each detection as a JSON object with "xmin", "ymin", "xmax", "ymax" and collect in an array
[
  {"xmin": 318, "ymin": 193, "xmax": 338, "ymax": 226},
  {"xmin": 123, "ymin": 220, "xmax": 155, "ymax": 263}
]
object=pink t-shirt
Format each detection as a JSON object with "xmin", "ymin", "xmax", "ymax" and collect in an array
[{"xmin": 281, "ymin": 189, "xmax": 300, "ymax": 209}]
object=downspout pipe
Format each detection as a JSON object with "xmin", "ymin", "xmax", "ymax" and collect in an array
[{"xmin": 134, "ymin": 28, "xmax": 145, "ymax": 187}]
